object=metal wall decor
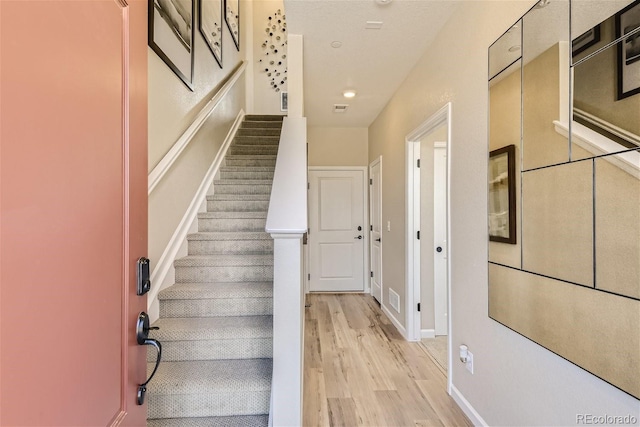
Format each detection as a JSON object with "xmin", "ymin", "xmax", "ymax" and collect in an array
[
  {"xmin": 200, "ymin": 0, "xmax": 223, "ymax": 68},
  {"xmin": 258, "ymin": 9, "xmax": 288, "ymax": 93}
]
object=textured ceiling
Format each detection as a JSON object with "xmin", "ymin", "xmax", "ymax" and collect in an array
[{"xmin": 284, "ymin": 0, "xmax": 461, "ymax": 127}]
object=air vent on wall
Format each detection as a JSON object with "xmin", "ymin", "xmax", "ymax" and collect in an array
[{"xmin": 334, "ymin": 104, "xmax": 349, "ymax": 113}]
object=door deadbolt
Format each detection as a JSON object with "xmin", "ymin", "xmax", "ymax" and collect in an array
[{"xmin": 136, "ymin": 257, "xmax": 151, "ymax": 296}]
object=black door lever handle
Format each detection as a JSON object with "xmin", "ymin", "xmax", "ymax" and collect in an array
[{"xmin": 136, "ymin": 312, "xmax": 162, "ymax": 405}]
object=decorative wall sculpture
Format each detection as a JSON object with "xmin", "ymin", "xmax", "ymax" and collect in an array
[
  {"xmin": 258, "ymin": 9, "xmax": 287, "ymax": 93},
  {"xmin": 488, "ymin": 0, "xmax": 639, "ymax": 400}
]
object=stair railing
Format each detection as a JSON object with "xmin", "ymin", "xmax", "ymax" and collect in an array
[{"xmin": 265, "ymin": 116, "xmax": 307, "ymax": 427}]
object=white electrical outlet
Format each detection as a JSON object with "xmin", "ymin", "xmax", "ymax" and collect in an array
[{"xmin": 466, "ymin": 350, "xmax": 474, "ymax": 374}]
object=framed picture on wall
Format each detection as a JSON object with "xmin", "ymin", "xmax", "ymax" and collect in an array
[
  {"xmin": 225, "ymin": 0, "xmax": 240, "ymax": 51},
  {"xmin": 200, "ymin": 0, "xmax": 223, "ymax": 68},
  {"xmin": 280, "ymin": 92, "xmax": 288, "ymax": 112},
  {"xmin": 572, "ymin": 25, "xmax": 600, "ymax": 57},
  {"xmin": 149, "ymin": 0, "xmax": 194, "ymax": 91},
  {"xmin": 488, "ymin": 145, "xmax": 516, "ymax": 244},
  {"xmin": 616, "ymin": 0, "xmax": 640, "ymax": 99}
]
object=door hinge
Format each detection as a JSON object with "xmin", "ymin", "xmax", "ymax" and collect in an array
[
  {"xmin": 370, "ymin": 271, "xmax": 374, "ymax": 278},
  {"xmin": 370, "ymin": 225, "xmax": 373, "ymax": 231},
  {"xmin": 417, "ymin": 303, "xmax": 421, "ymax": 312},
  {"xmin": 308, "ymin": 274, "xmax": 310, "ymax": 280},
  {"xmin": 417, "ymin": 159, "xmax": 421, "ymax": 168},
  {"xmin": 370, "ymin": 178, "xmax": 373, "ymax": 185},
  {"xmin": 307, "ymin": 182, "xmax": 310, "ymax": 190},
  {"xmin": 417, "ymin": 231, "xmax": 420, "ymax": 240}
]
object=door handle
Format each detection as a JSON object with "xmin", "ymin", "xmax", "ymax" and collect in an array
[
  {"xmin": 136, "ymin": 312, "xmax": 162, "ymax": 405},
  {"xmin": 354, "ymin": 235, "xmax": 363, "ymax": 239},
  {"xmin": 436, "ymin": 246, "xmax": 443, "ymax": 253},
  {"xmin": 357, "ymin": 226, "xmax": 362, "ymax": 231},
  {"xmin": 376, "ymin": 238, "xmax": 381, "ymax": 242}
]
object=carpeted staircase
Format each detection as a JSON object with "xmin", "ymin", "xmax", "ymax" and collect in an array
[{"xmin": 146, "ymin": 115, "xmax": 283, "ymax": 427}]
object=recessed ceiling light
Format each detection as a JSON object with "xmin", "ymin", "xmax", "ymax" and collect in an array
[
  {"xmin": 343, "ymin": 90, "xmax": 357, "ymax": 98},
  {"xmin": 508, "ymin": 45, "xmax": 521, "ymax": 52},
  {"xmin": 330, "ymin": 41, "xmax": 343, "ymax": 48}
]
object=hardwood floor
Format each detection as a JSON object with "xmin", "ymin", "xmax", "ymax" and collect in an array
[{"xmin": 303, "ymin": 293, "xmax": 472, "ymax": 427}]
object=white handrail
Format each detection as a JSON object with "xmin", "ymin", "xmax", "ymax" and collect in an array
[{"xmin": 148, "ymin": 61, "xmax": 247, "ymax": 194}]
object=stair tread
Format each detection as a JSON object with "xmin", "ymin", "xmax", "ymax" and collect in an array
[
  {"xmin": 220, "ymin": 166, "xmax": 275, "ymax": 171},
  {"xmin": 244, "ymin": 115, "xmax": 284, "ymax": 120},
  {"xmin": 225, "ymin": 155, "xmax": 276, "ymax": 159},
  {"xmin": 197, "ymin": 212, "xmax": 267, "ymax": 219},
  {"xmin": 175, "ymin": 254, "xmax": 273, "ymax": 267},
  {"xmin": 214, "ymin": 180, "xmax": 273, "ymax": 185},
  {"xmin": 147, "ymin": 415, "xmax": 268, "ymax": 427},
  {"xmin": 150, "ymin": 316, "xmax": 273, "ymax": 341},
  {"xmin": 148, "ymin": 359, "xmax": 272, "ymax": 395},
  {"xmin": 159, "ymin": 282, "xmax": 273, "ymax": 300},
  {"xmin": 208, "ymin": 194, "xmax": 270, "ymax": 201},
  {"xmin": 187, "ymin": 231, "xmax": 271, "ymax": 240}
]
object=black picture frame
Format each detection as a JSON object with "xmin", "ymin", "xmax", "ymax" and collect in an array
[
  {"xmin": 149, "ymin": 0, "xmax": 195, "ymax": 91},
  {"xmin": 488, "ymin": 145, "xmax": 516, "ymax": 244},
  {"xmin": 200, "ymin": 0, "xmax": 223, "ymax": 68},
  {"xmin": 572, "ymin": 25, "xmax": 601, "ymax": 57},
  {"xmin": 616, "ymin": 0, "xmax": 640, "ymax": 100},
  {"xmin": 225, "ymin": 0, "xmax": 240, "ymax": 51}
]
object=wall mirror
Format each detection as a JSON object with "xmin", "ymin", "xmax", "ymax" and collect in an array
[{"xmin": 488, "ymin": 0, "xmax": 640, "ymax": 401}]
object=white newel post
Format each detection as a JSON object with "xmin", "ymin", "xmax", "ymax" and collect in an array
[{"xmin": 270, "ymin": 233, "xmax": 304, "ymax": 426}]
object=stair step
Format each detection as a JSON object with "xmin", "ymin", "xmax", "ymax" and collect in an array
[
  {"xmin": 214, "ymin": 181, "xmax": 272, "ymax": 195},
  {"xmin": 233, "ymin": 135, "xmax": 280, "ymax": 145},
  {"xmin": 237, "ymin": 128, "xmax": 281, "ymax": 137},
  {"xmin": 174, "ymin": 255, "xmax": 273, "ymax": 283},
  {"xmin": 241, "ymin": 120, "xmax": 283, "ymax": 129},
  {"xmin": 219, "ymin": 169, "xmax": 274, "ymax": 180},
  {"xmin": 159, "ymin": 282, "xmax": 273, "ymax": 317},
  {"xmin": 229, "ymin": 145, "xmax": 279, "ymax": 155},
  {"xmin": 188, "ymin": 232, "xmax": 273, "ymax": 255},
  {"xmin": 148, "ymin": 415, "xmax": 269, "ymax": 427},
  {"xmin": 197, "ymin": 217, "xmax": 266, "ymax": 232},
  {"xmin": 244, "ymin": 114, "xmax": 284, "ymax": 121},
  {"xmin": 207, "ymin": 200, "xmax": 269, "ymax": 212},
  {"xmin": 146, "ymin": 359, "xmax": 272, "ymax": 419},
  {"xmin": 224, "ymin": 155, "xmax": 276, "ymax": 167},
  {"xmin": 148, "ymin": 316, "xmax": 273, "ymax": 361}
]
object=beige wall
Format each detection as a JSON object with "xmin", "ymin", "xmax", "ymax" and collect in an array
[
  {"xmin": 252, "ymin": 0, "xmax": 287, "ymax": 115},
  {"xmin": 308, "ymin": 127, "xmax": 368, "ymax": 166},
  {"xmin": 148, "ymin": 1, "xmax": 248, "ymax": 271},
  {"xmin": 368, "ymin": 1, "xmax": 639, "ymax": 424}
]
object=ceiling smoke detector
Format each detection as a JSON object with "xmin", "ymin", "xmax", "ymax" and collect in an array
[
  {"xmin": 333, "ymin": 104, "xmax": 349, "ymax": 113},
  {"xmin": 365, "ymin": 21, "xmax": 384, "ymax": 30}
]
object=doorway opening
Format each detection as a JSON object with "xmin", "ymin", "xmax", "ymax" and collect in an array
[{"xmin": 405, "ymin": 102, "xmax": 452, "ymax": 392}]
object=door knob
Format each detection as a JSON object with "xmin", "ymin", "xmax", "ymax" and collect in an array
[
  {"xmin": 376, "ymin": 238, "xmax": 381, "ymax": 242},
  {"xmin": 436, "ymin": 246, "xmax": 443, "ymax": 253},
  {"xmin": 354, "ymin": 235, "xmax": 363, "ymax": 239},
  {"xmin": 136, "ymin": 312, "xmax": 162, "ymax": 405},
  {"xmin": 357, "ymin": 226, "xmax": 362, "ymax": 231}
]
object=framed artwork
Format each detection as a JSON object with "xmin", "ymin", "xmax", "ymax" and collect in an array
[
  {"xmin": 488, "ymin": 145, "xmax": 516, "ymax": 244},
  {"xmin": 616, "ymin": 0, "xmax": 640, "ymax": 99},
  {"xmin": 572, "ymin": 25, "xmax": 600, "ymax": 57},
  {"xmin": 200, "ymin": 0, "xmax": 223, "ymax": 68},
  {"xmin": 149, "ymin": 0, "xmax": 194, "ymax": 91},
  {"xmin": 225, "ymin": 0, "xmax": 240, "ymax": 51},
  {"xmin": 280, "ymin": 92, "xmax": 288, "ymax": 112}
]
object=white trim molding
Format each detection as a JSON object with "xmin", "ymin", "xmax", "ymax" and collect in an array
[
  {"xmin": 148, "ymin": 61, "xmax": 247, "ymax": 194},
  {"xmin": 450, "ymin": 384, "xmax": 489, "ymax": 427},
  {"xmin": 382, "ymin": 303, "xmax": 408, "ymax": 340},
  {"xmin": 421, "ymin": 329, "xmax": 436, "ymax": 339},
  {"xmin": 147, "ymin": 110, "xmax": 245, "ymax": 321}
]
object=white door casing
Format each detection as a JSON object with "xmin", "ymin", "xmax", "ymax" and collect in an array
[
  {"xmin": 369, "ymin": 158, "xmax": 383, "ymax": 302},
  {"xmin": 434, "ymin": 144, "xmax": 448, "ymax": 335},
  {"xmin": 309, "ymin": 168, "xmax": 367, "ymax": 292}
]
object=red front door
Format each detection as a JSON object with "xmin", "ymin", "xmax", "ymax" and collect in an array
[{"xmin": 1, "ymin": 1, "xmax": 148, "ymax": 425}]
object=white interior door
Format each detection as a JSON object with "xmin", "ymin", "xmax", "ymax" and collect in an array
[
  {"xmin": 369, "ymin": 158, "xmax": 382, "ymax": 302},
  {"xmin": 434, "ymin": 145, "xmax": 449, "ymax": 335},
  {"xmin": 309, "ymin": 169, "xmax": 366, "ymax": 292}
]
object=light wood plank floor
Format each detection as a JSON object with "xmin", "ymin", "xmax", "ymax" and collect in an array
[{"xmin": 303, "ymin": 293, "xmax": 472, "ymax": 427}]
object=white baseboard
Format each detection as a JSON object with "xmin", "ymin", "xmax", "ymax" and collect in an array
[
  {"xmin": 147, "ymin": 110, "xmax": 245, "ymax": 322},
  {"xmin": 450, "ymin": 384, "xmax": 488, "ymax": 427},
  {"xmin": 381, "ymin": 303, "xmax": 408, "ymax": 340},
  {"xmin": 421, "ymin": 329, "xmax": 436, "ymax": 339}
]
